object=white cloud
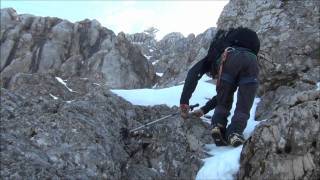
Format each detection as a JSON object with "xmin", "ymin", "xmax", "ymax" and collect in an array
[
  {"xmin": 99, "ymin": 1, "xmax": 229, "ymax": 39},
  {"xmin": 102, "ymin": 8, "xmax": 157, "ymax": 34},
  {"xmin": 155, "ymin": 1, "xmax": 228, "ymax": 39},
  {"xmin": 4, "ymin": 0, "xmax": 229, "ymax": 40}
]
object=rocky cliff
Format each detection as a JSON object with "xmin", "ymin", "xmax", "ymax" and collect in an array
[
  {"xmin": 127, "ymin": 28, "xmax": 216, "ymax": 87},
  {"xmin": 0, "ymin": 8, "xmax": 155, "ymax": 89},
  {"xmin": 217, "ymin": 0, "xmax": 320, "ymax": 179}
]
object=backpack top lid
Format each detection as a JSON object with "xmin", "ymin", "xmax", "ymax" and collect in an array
[{"xmin": 225, "ymin": 27, "xmax": 260, "ymax": 55}]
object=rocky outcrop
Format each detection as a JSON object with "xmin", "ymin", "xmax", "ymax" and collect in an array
[
  {"xmin": 126, "ymin": 31, "xmax": 158, "ymax": 63},
  {"xmin": 127, "ymin": 28, "xmax": 216, "ymax": 87},
  {"xmin": 217, "ymin": 0, "xmax": 320, "ymax": 179},
  {"xmin": 0, "ymin": 8, "xmax": 155, "ymax": 89},
  {"xmin": 0, "ymin": 72, "xmax": 211, "ymax": 179},
  {"xmin": 156, "ymin": 28, "xmax": 216, "ymax": 87},
  {"xmin": 239, "ymin": 88, "xmax": 320, "ymax": 180}
]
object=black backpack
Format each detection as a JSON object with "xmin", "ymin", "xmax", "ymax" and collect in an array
[{"xmin": 207, "ymin": 27, "xmax": 260, "ymax": 75}]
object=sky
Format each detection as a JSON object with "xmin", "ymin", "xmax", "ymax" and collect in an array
[{"xmin": 1, "ymin": 0, "xmax": 229, "ymax": 40}]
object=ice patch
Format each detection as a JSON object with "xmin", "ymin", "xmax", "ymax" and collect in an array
[{"xmin": 317, "ymin": 82, "xmax": 320, "ymax": 90}]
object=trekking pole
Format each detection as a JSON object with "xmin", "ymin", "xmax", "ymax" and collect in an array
[
  {"xmin": 129, "ymin": 113, "xmax": 178, "ymax": 133},
  {"xmin": 128, "ymin": 103, "xmax": 199, "ymax": 133}
]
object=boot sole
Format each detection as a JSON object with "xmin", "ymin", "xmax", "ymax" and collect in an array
[
  {"xmin": 229, "ymin": 135, "xmax": 245, "ymax": 147},
  {"xmin": 230, "ymin": 140, "xmax": 243, "ymax": 147},
  {"xmin": 211, "ymin": 128, "xmax": 228, "ymax": 146}
]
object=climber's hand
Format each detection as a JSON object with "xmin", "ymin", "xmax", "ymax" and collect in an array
[{"xmin": 180, "ymin": 104, "xmax": 190, "ymax": 119}]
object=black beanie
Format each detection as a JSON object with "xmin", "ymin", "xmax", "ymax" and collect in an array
[{"xmin": 226, "ymin": 27, "xmax": 260, "ymax": 55}]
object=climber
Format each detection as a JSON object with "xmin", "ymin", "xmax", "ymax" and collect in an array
[{"xmin": 180, "ymin": 27, "xmax": 260, "ymax": 147}]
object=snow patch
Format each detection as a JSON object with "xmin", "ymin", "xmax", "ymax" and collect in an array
[
  {"xmin": 144, "ymin": 55, "xmax": 152, "ymax": 60},
  {"xmin": 55, "ymin": 77, "xmax": 75, "ymax": 92},
  {"xmin": 317, "ymin": 82, "xmax": 320, "ymax": 90},
  {"xmin": 111, "ymin": 75, "xmax": 214, "ymax": 107},
  {"xmin": 156, "ymin": 72, "xmax": 164, "ymax": 77},
  {"xmin": 152, "ymin": 60, "xmax": 160, "ymax": 65},
  {"xmin": 152, "ymin": 83, "xmax": 158, "ymax": 89},
  {"xmin": 196, "ymin": 145, "xmax": 242, "ymax": 180},
  {"xmin": 159, "ymin": 162, "xmax": 165, "ymax": 173},
  {"xmin": 196, "ymin": 98, "xmax": 260, "ymax": 180},
  {"xmin": 49, "ymin": 94, "xmax": 58, "ymax": 100}
]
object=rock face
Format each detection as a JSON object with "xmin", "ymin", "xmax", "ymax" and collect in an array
[
  {"xmin": 217, "ymin": 0, "xmax": 320, "ymax": 179},
  {"xmin": 0, "ymin": 8, "xmax": 155, "ymax": 89},
  {"xmin": 126, "ymin": 31, "xmax": 158, "ymax": 63},
  {"xmin": 127, "ymin": 28, "xmax": 216, "ymax": 87},
  {"xmin": 239, "ymin": 87, "xmax": 320, "ymax": 180},
  {"xmin": 0, "ymin": 72, "xmax": 212, "ymax": 179}
]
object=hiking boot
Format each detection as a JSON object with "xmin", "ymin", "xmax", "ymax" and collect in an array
[
  {"xmin": 228, "ymin": 133, "xmax": 245, "ymax": 147},
  {"xmin": 211, "ymin": 125, "xmax": 228, "ymax": 146}
]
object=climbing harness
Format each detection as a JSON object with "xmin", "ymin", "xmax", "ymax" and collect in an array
[{"xmin": 216, "ymin": 47, "xmax": 235, "ymax": 88}]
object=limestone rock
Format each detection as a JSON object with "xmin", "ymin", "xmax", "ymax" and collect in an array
[
  {"xmin": 238, "ymin": 89, "xmax": 320, "ymax": 180},
  {"xmin": 127, "ymin": 28, "xmax": 216, "ymax": 87},
  {"xmin": 0, "ymin": 8, "xmax": 155, "ymax": 89}
]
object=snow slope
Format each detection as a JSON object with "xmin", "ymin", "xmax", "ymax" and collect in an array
[{"xmin": 111, "ymin": 75, "xmax": 260, "ymax": 180}]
